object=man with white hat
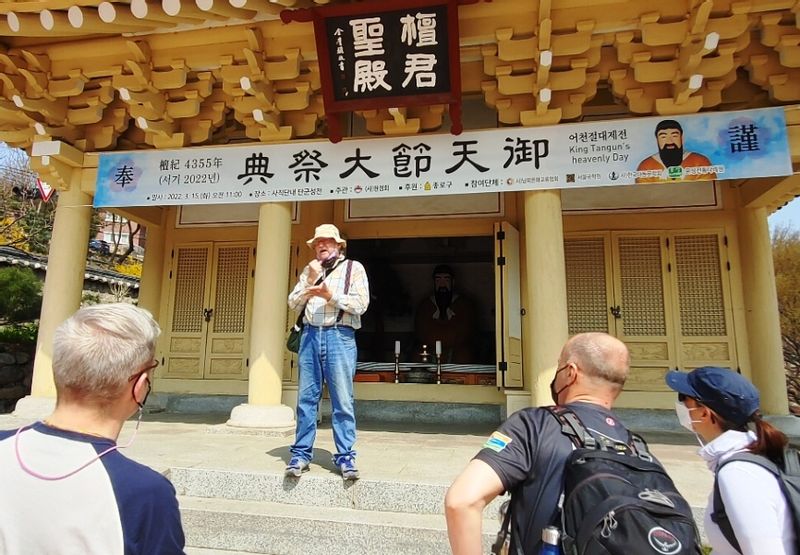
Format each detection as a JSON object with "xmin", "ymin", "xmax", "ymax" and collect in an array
[{"xmin": 286, "ymin": 224, "xmax": 370, "ymax": 480}]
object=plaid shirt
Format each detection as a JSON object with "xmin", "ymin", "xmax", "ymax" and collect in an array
[{"xmin": 288, "ymin": 256, "xmax": 370, "ymax": 329}]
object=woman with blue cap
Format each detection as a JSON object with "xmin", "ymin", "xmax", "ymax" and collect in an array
[{"xmin": 665, "ymin": 366, "xmax": 796, "ymax": 554}]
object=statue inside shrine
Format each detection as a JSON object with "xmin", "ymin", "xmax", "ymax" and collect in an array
[{"xmin": 414, "ymin": 265, "xmax": 478, "ymax": 364}]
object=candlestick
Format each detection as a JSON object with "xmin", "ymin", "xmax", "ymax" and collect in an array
[
  {"xmin": 435, "ymin": 340, "xmax": 442, "ymax": 356},
  {"xmin": 394, "ymin": 340, "xmax": 400, "ymax": 383}
]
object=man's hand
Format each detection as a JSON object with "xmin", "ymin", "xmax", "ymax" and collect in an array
[
  {"xmin": 307, "ymin": 282, "xmax": 332, "ymax": 302},
  {"xmin": 307, "ymin": 259, "xmax": 323, "ymax": 285}
]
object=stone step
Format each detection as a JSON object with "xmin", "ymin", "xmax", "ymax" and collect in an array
[
  {"xmin": 168, "ymin": 466, "xmax": 505, "ymax": 517},
  {"xmin": 180, "ymin": 495, "xmax": 497, "ymax": 555}
]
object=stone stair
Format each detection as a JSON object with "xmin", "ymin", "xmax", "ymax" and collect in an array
[{"xmin": 170, "ymin": 467, "xmax": 501, "ymax": 555}]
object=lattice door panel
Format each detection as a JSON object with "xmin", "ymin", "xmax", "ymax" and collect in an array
[
  {"xmin": 612, "ymin": 234, "xmax": 675, "ymax": 392},
  {"xmin": 671, "ymin": 233, "xmax": 736, "ymax": 370},
  {"xmin": 565, "ymin": 237, "xmax": 612, "ymax": 335},
  {"xmin": 164, "ymin": 245, "xmax": 212, "ymax": 379},
  {"xmin": 204, "ymin": 243, "xmax": 255, "ymax": 379}
]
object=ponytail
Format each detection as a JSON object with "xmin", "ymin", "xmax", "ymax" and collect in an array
[{"xmin": 747, "ymin": 412, "xmax": 788, "ymax": 462}]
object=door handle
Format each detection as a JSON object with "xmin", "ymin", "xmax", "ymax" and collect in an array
[
  {"xmin": 203, "ymin": 308, "xmax": 214, "ymax": 322},
  {"xmin": 609, "ymin": 305, "xmax": 622, "ymax": 319}
]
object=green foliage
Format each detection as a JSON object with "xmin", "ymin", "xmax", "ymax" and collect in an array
[
  {"xmin": 0, "ymin": 321, "xmax": 38, "ymax": 344},
  {"xmin": 81, "ymin": 292, "xmax": 102, "ymax": 306},
  {"xmin": 0, "ymin": 267, "xmax": 42, "ymax": 323},
  {"xmin": 773, "ymin": 223, "xmax": 800, "ymax": 407}
]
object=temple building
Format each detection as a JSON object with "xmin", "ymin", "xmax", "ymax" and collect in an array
[{"xmin": 1, "ymin": 0, "xmax": 797, "ymax": 427}]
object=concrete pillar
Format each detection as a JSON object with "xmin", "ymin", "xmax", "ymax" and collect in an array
[
  {"xmin": 228, "ymin": 202, "xmax": 294, "ymax": 428},
  {"xmin": 523, "ymin": 190, "xmax": 569, "ymax": 407},
  {"xmin": 737, "ymin": 205, "xmax": 789, "ymax": 415},
  {"xmin": 15, "ymin": 183, "xmax": 92, "ymax": 417},
  {"xmin": 137, "ymin": 215, "xmax": 166, "ymax": 319}
]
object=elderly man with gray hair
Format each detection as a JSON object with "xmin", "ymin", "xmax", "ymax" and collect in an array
[{"xmin": 0, "ymin": 303, "xmax": 185, "ymax": 555}]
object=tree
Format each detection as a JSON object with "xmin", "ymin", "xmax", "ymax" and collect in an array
[
  {"xmin": 773, "ymin": 223, "xmax": 800, "ymax": 408},
  {"xmin": 1, "ymin": 143, "xmax": 143, "ymax": 273},
  {"xmin": 0, "ymin": 267, "xmax": 43, "ymax": 323},
  {"xmin": 105, "ymin": 212, "xmax": 142, "ymax": 264},
  {"xmin": 0, "ymin": 144, "xmax": 57, "ymax": 254}
]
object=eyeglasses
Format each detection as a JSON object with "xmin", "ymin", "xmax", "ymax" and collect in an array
[
  {"xmin": 128, "ymin": 360, "xmax": 159, "ymax": 383},
  {"xmin": 678, "ymin": 393, "xmax": 704, "ymax": 407}
]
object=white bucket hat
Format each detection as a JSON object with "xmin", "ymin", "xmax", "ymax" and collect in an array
[{"xmin": 306, "ymin": 224, "xmax": 347, "ymax": 248}]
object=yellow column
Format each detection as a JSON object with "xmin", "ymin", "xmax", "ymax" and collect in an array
[
  {"xmin": 524, "ymin": 190, "xmax": 569, "ymax": 407},
  {"xmin": 737, "ymin": 205, "xmax": 788, "ymax": 415},
  {"xmin": 228, "ymin": 202, "xmax": 294, "ymax": 428},
  {"xmin": 137, "ymin": 216, "xmax": 165, "ymax": 318},
  {"xmin": 15, "ymin": 182, "xmax": 92, "ymax": 416}
]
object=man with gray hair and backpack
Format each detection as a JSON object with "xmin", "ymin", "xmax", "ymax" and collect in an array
[{"xmin": 445, "ymin": 332, "xmax": 701, "ymax": 555}]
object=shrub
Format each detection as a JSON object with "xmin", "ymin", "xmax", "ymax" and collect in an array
[
  {"xmin": 0, "ymin": 267, "xmax": 42, "ymax": 323},
  {"xmin": 81, "ymin": 292, "xmax": 102, "ymax": 306},
  {"xmin": 0, "ymin": 321, "xmax": 38, "ymax": 344}
]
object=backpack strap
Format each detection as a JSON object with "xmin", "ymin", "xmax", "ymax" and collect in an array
[
  {"xmin": 546, "ymin": 405, "xmax": 655, "ymax": 460},
  {"xmin": 545, "ymin": 406, "xmax": 598, "ymax": 450},
  {"xmin": 711, "ymin": 451, "xmax": 780, "ymax": 554},
  {"xmin": 629, "ymin": 432, "xmax": 654, "ymax": 462},
  {"xmin": 491, "ymin": 499, "xmax": 512, "ymax": 555}
]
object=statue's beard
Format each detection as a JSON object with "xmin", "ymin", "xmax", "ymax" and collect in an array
[
  {"xmin": 434, "ymin": 288, "xmax": 452, "ymax": 319},
  {"xmin": 659, "ymin": 145, "xmax": 684, "ymax": 168}
]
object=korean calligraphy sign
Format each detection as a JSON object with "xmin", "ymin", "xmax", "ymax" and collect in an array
[{"xmin": 282, "ymin": 0, "xmax": 464, "ymax": 142}]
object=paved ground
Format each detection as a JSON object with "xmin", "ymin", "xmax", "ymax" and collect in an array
[{"xmin": 0, "ymin": 412, "xmax": 717, "ymax": 508}]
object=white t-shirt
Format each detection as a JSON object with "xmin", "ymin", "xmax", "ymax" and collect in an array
[
  {"xmin": 0, "ymin": 422, "xmax": 185, "ymax": 555},
  {"xmin": 700, "ymin": 430, "xmax": 797, "ymax": 555}
]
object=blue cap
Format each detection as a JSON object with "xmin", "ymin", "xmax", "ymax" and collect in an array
[{"xmin": 665, "ymin": 366, "xmax": 760, "ymax": 426}]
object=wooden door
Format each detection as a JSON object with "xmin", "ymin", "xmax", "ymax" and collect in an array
[
  {"xmin": 163, "ymin": 242, "xmax": 255, "ymax": 380},
  {"xmin": 163, "ymin": 244, "xmax": 213, "ymax": 379},
  {"xmin": 203, "ymin": 243, "xmax": 255, "ymax": 379},
  {"xmin": 611, "ymin": 233, "xmax": 677, "ymax": 391},
  {"xmin": 494, "ymin": 222, "xmax": 523, "ymax": 388},
  {"xmin": 668, "ymin": 232, "xmax": 737, "ymax": 371}
]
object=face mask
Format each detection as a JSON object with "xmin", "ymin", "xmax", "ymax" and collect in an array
[
  {"xmin": 320, "ymin": 248, "xmax": 339, "ymax": 268},
  {"xmin": 674, "ymin": 401, "xmax": 701, "ymax": 432},
  {"xmin": 550, "ymin": 365, "xmax": 571, "ymax": 405},
  {"xmin": 135, "ymin": 377, "xmax": 152, "ymax": 409}
]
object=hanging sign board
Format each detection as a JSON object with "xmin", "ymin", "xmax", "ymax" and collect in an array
[
  {"xmin": 281, "ymin": 0, "xmax": 464, "ymax": 141},
  {"xmin": 93, "ymin": 107, "xmax": 793, "ymax": 208}
]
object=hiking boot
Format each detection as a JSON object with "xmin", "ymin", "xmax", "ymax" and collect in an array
[
  {"xmin": 338, "ymin": 456, "xmax": 359, "ymax": 481},
  {"xmin": 284, "ymin": 456, "xmax": 310, "ymax": 477}
]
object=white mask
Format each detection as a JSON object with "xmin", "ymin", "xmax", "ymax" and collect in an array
[{"xmin": 674, "ymin": 401, "xmax": 702, "ymax": 432}]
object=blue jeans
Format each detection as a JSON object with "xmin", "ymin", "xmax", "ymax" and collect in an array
[{"xmin": 290, "ymin": 325, "xmax": 357, "ymax": 465}]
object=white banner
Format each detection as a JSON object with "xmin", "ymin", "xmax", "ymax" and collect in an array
[{"xmin": 94, "ymin": 107, "xmax": 792, "ymax": 207}]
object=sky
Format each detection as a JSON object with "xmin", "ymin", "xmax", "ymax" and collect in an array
[{"xmin": 769, "ymin": 196, "xmax": 800, "ymax": 231}]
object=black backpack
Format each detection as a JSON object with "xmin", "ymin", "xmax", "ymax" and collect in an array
[
  {"xmin": 548, "ymin": 406, "xmax": 703, "ymax": 555},
  {"xmin": 711, "ymin": 447, "xmax": 800, "ymax": 552}
]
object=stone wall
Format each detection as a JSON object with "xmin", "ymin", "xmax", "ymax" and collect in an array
[{"xmin": 0, "ymin": 344, "xmax": 33, "ymax": 414}]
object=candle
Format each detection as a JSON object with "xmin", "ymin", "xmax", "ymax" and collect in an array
[
  {"xmin": 395, "ymin": 340, "xmax": 401, "ymax": 355},
  {"xmin": 435, "ymin": 340, "xmax": 442, "ymax": 356}
]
